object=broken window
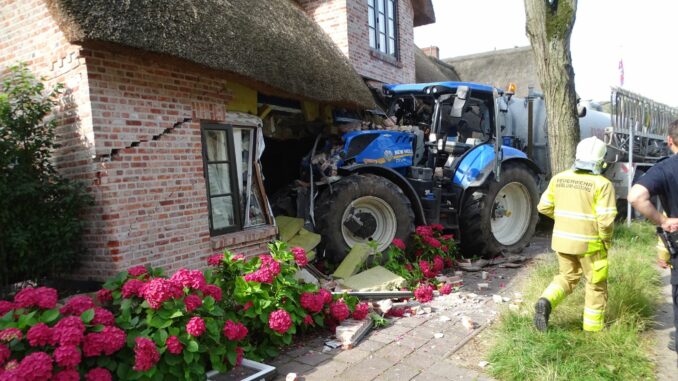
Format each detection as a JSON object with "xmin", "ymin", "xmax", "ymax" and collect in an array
[
  {"xmin": 202, "ymin": 124, "xmax": 267, "ymax": 235},
  {"xmin": 368, "ymin": 0, "xmax": 398, "ymax": 57}
]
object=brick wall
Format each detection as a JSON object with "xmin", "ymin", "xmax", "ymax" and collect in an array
[
  {"xmin": 1, "ymin": 0, "xmax": 277, "ymax": 281},
  {"xmin": 300, "ymin": 0, "xmax": 416, "ymax": 84}
]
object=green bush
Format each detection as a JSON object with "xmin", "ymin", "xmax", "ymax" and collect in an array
[{"xmin": 0, "ymin": 64, "xmax": 91, "ymax": 291}]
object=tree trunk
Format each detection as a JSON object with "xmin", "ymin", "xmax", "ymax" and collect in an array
[{"xmin": 524, "ymin": 0, "xmax": 579, "ymax": 176}]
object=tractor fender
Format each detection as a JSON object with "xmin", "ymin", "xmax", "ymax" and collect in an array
[
  {"xmin": 337, "ymin": 164, "xmax": 427, "ymax": 225},
  {"xmin": 454, "ymin": 145, "xmax": 541, "ymax": 189}
]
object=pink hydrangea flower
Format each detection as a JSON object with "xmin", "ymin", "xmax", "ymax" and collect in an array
[
  {"xmin": 392, "ymin": 238, "xmax": 406, "ymax": 250},
  {"xmin": 444, "ymin": 257, "xmax": 454, "ymax": 268},
  {"xmin": 54, "ymin": 345, "xmax": 81, "ymax": 368},
  {"xmin": 53, "ymin": 369, "xmax": 80, "ymax": 381},
  {"xmin": 26, "ymin": 323, "xmax": 54, "ymax": 347},
  {"xmin": 53, "ymin": 316, "xmax": 85, "ymax": 346},
  {"xmin": 242, "ymin": 301, "xmax": 254, "ymax": 311},
  {"xmin": 0, "ymin": 301, "xmax": 15, "ymax": 316},
  {"xmin": 207, "ymin": 254, "xmax": 224, "ymax": 266},
  {"xmin": 14, "ymin": 287, "xmax": 58, "ymax": 310},
  {"xmin": 415, "ymin": 226, "xmax": 434, "ymax": 237},
  {"xmin": 303, "ymin": 315, "xmax": 314, "ymax": 326},
  {"xmin": 170, "ymin": 269, "xmax": 207, "ymax": 291},
  {"xmin": 140, "ymin": 278, "xmax": 179, "ymax": 309},
  {"xmin": 441, "ymin": 234, "xmax": 455, "ymax": 241},
  {"xmin": 404, "ymin": 263, "xmax": 414, "ymax": 271},
  {"xmin": 439, "ymin": 283, "xmax": 453, "ymax": 295},
  {"xmin": 0, "ymin": 344, "xmax": 10, "ymax": 366},
  {"xmin": 92, "ymin": 307, "xmax": 115, "ymax": 326},
  {"xmin": 433, "ymin": 256, "xmax": 444, "ymax": 272},
  {"xmin": 184, "ymin": 294, "xmax": 203, "ymax": 313},
  {"xmin": 430, "ymin": 224, "xmax": 444, "ymax": 231},
  {"xmin": 243, "ymin": 255, "xmax": 281, "ymax": 284},
  {"xmin": 414, "ymin": 284, "xmax": 434, "ymax": 303},
  {"xmin": 128, "ymin": 265, "xmax": 148, "ymax": 277},
  {"xmin": 82, "ymin": 326, "xmax": 126, "ymax": 357},
  {"xmin": 85, "ymin": 367, "xmax": 112, "ymax": 381},
  {"xmin": 60, "ymin": 295, "xmax": 95, "ymax": 316},
  {"xmin": 424, "ymin": 236, "xmax": 442, "ymax": 249},
  {"xmin": 186, "ymin": 317, "xmax": 206, "ymax": 337},
  {"xmin": 4, "ymin": 359, "xmax": 19, "ymax": 371},
  {"xmin": 166, "ymin": 336, "xmax": 183, "ymax": 355},
  {"xmin": 121, "ymin": 279, "xmax": 145, "ymax": 298},
  {"xmin": 133, "ymin": 337, "xmax": 160, "ymax": 372},
  {"xmin": 318, "ymin": 289, "xmax": 333, "ymax": 305},
  {"xmin": 268, "ymin": 309, "xmax": 292, "ymax": 334},
  {"xmin": 300, "ymin": 292, "xmax": 324, "ymax": 313},
  {"xmin": 419, "ymin": 260, "xmax": 438, "ymax": 278},
  {"xmin": 223, "ymin": 320, "xmax": 248, "ymax": 341},
  {"xmin": 202, "ymin": 284, "xmax": 222, "ymax": 302},
  {"xmin": 291, "ymin": 247, "xmax": 308, "ymax": 267},
  {"xmin": 16, "ymin": 352, "xmax": 52, "ymax": 381},
  {"xmin": 95, "ymin": 288, "xmax": 113, "ymax": 304},
  {"xmin": 0, "ymin": 328, "xmax": 22, "ymax": 343},
  {"xmin": 352, "ymin": 302, "xmax": 370, "ymax": 320},
  {"xmin": 330, "ymin": 300, "xmax": 350, "ymax": 321}
]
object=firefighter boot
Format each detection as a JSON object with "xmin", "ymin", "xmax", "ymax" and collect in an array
[{"xmin": 534, "ymin": 298, "xmax": 552, "ymax": 332}]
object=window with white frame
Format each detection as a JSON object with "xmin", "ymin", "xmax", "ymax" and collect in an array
[
  {"xmin": 368, "ymin": 0, "xmax": 398, "ymax": 57},
  {"xmin": 202, "ymin": 124, "xmax": 267, "ymax": 235}
]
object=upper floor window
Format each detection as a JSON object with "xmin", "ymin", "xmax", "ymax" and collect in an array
[
  {"xmin": 202, "ymin": 124, "xmax": 267, "ymax": 235},
  {"xmin": 368, "ymin": 0, "xmax": 398, "ymax": 57}
]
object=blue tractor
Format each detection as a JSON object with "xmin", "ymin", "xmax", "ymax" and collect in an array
[{"xmin": 286, "ymin": 82, "xmax": 541, "ymax": 262}]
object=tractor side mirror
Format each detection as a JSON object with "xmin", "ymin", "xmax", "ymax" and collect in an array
[
  {"xmin": 497, "ymin": 97, "xmax": 509, "ymax": 113},
  {"xmin": 450, "ymin": 86, "xmax": 469, "ymax": 118}
]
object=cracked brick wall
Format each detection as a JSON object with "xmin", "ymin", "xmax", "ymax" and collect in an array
[{"xmin": 1, "ymin": 0, "xmax": 276, "ymax": 281}]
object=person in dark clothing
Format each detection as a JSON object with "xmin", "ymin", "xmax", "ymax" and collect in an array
[{"xmin": 628, "ymin": 119, "xmax": 678, "ymax": 362}]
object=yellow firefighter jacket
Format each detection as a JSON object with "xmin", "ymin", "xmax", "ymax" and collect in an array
[{"xmin": 538, "ymin": 169, "xmax": 617, "ymax": 254}]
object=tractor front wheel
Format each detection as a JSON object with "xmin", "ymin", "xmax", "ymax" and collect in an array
[
  {"xmin": 316, "ymin": 174, "xmax": 415, "ymax": 263},
  {"xmin": 460, "ymin": 162, "xmax": 539, "ymax": 258}
]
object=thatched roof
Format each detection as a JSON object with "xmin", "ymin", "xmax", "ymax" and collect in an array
[
  {"xmin": 412, "ymin": 0, "xmax": 436, "ymax": 27},
  {"xmin": 45, "ymin": 0, "xmax": 375, "ymax": 109},
  {"xmin": 415, "ymin": 46, "xmax": 460, "ymax": 83},
  {"xmin": 444, "ymin": 46, "xmax": 541, "ymax": 97}
]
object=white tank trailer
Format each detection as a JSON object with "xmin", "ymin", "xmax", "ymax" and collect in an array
[{"xmin": 501, "ymin": 87, "xmax": 678, "ymax": 208}]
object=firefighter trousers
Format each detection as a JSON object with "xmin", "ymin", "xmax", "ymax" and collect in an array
[{"xmin": 540, "ymin": 251, "xmax": 608, "ymax": 332}]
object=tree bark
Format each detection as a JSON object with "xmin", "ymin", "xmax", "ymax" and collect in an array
[{"xmin": 524, "ymin": 0, "xmax": 579, "ymax": 176}]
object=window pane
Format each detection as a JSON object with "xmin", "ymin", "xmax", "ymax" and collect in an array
[
  {"xmin": 208, "ymin": 163, "xmax": 231, "ymax": 195},
  {"xmin": 388, "ymin": 19, "xmax": 394, "ymax": 37},
  {"xmin": 379, "ymin": 0, "xmax": 386, "ymax": 14},
  {"xmin": 387, "ymin": 0, "xmax": 394, "ymax": 17},
  {"xmin": 368, "ymin": 0, "xmax": 374, "ymax": 6},
  {"xmin": 211, "ymin": 196, "xmax": 236, "ymax": 230},
  {"xmin": 378, "ymin": 13, "xmax": 385, "ymax": 33},
  {"xmin": 368, "ymin": 7, "xmax": 374, "ymax": 28},
  {"xmin": 369, "ymin": 28, "xmax": 376, "ymax": 48},
  {"xmin": 205, "ymin": 130, "xmax": 229, "ymax": 161},
  {"xmin": 246, "ymin": 186, "xmax": 266, "ymax": 227},
  {"xmin": 379, "ymin": 33, "xmax": 386, "ymax": 53},
  {"xmin": 389, "ymin": 38, "xmax": 396, "ymax": 54}
]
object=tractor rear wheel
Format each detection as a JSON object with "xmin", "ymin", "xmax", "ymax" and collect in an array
[
  {"xmin": 459, "ymin": 162, "xmax": 539, "ymax": 258},
  {"xmin": 316, "ymin": 174, "xmax": 415, "ymax": 263}
]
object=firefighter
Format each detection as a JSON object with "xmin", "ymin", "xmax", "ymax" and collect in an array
[{"xmin": 534, "ymin": 136, "xmax": 617, "ymax": 332}]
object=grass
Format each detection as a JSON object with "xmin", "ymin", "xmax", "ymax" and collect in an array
[{"xmin": 487, "ymin": 222, "xmax": 663, "ymax": 381}]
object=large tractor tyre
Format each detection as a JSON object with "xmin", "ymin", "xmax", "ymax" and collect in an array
[
  {"xmin": 315, "ymin": 174, "xmax": 415, "ymax": 263},
  {"xmin": 459, "ymin": 162, "xmax": 539, "ymax": 258}
]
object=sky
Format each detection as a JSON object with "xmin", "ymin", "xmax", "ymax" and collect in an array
[{"xmin": 414, "ymin": 0, "xmax": 677, "ymax": 106}]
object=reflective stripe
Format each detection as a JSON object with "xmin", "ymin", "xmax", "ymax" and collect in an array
[
  {"xmin": 554, "ymin": 210, "xmax": 596, "ymax": 221},
  {"xmin": 584, "ymin": 307, "xmax": 603, "ymax": 316},
  {"xmin": 595, "ymin": 207, "xmax": 617, "ymax": 215},
  {"xmin": 553, "ymin": 230, "xmax": 600, "ymax": 242},
  {"xmin": 541, "ymin": 199, "xmax": 554, "ymax": 205}
]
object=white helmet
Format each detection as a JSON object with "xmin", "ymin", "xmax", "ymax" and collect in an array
[{"xmin": 573, "ymin": 136, "xmax": 607, "ymax": 174}]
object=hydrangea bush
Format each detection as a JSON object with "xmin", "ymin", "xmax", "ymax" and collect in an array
[
  {"xmin": 210, "ymin": 242, "xmax": 360, "ymax": 360},
  {"xmin": 0, "ymin": 287, "xmax": 124, "ymax": 380}
]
